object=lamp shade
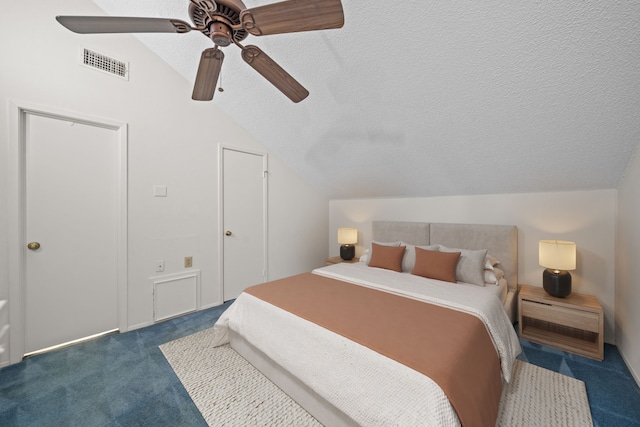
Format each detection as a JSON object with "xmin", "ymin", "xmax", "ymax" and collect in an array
[
  {"xmin": 539, "ymin": 240, "xmax": 576, "ymax": 271},
  {"xmin": 337, "ymin": 228, "xmax": 358, "ymax": 245}
]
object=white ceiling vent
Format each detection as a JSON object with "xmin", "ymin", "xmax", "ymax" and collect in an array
[{"xmin": 81, "ymin": 48, "xmax": 129, "ymax": 80}]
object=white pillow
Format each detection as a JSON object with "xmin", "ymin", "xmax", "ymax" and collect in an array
[
  {"xmin": 400, "ymin": 242, "xmax": 440, "ymax": 273},
  {"xmin": 484, "ymin": 267, "xmax": 505, "ymax": 285},
  {"xmin": 365, "ymin": 241, "xmax": 401, "ymax": 264},
  {"xmin": 439, "ymin": 245, "xmax": 487, "ymax": 286},
  {"xmin": 484, "ymin": 254, "xmax": 501, "ymax": 270}
]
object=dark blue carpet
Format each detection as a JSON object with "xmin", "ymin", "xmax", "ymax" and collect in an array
[
  {"xmin": 0, "ymin": 302, "xmax": 232, "ymax": 427},
  {"xmin": 1, "ymin": 303, "xmax": 638, "ymax": 426}
]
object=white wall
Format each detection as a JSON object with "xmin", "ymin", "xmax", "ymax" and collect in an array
[
  {"xmin": 329, "ymin": 190, "xmax": 617, "ymax": 343},
  {"xmin": 616, "ymin": 147, "xmax": 640, "ymax": 384},
  {"xmin": 0, "ymin": 0, "xmax": 328, "ymax": 365}
]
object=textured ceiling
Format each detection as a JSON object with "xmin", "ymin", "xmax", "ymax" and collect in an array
[{"xmin": 91, "ymin": 0, "xmax": 640, "ymax": 199}]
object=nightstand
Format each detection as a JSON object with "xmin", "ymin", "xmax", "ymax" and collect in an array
[
  {"xmin": 518, "ymin": 284, "xmax": 604, "ymax": 361},
  {"xmin": 325, "ymin": 256, "xmax": 360, "ymax": 266}
]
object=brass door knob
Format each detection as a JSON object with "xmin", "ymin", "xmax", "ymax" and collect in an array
[
  {"xmin": 27, "ymin": 242, "xmax": 41, "ymax": 250},
  {"xmin": 225, "ymin": 231, "xmax": 232, "ymax": 236}
]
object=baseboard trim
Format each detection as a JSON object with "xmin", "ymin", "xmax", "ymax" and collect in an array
[
  {"xmin": 128, "ymin": 321, "xmax": 153, "ymax": 331},
  {"xmin": 618, "ymin": 346, "xmax": 640, "ymax": 388},
  {"xmin": 200, "ymin": 301, "xmax": 224, "ymax": 310}
]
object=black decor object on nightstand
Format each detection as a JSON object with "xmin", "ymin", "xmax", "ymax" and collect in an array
[
  {"xmin": 542, "ymin": 268, "xmax": 572, "ymax": 298},
  {"xmin": 340, "ymin": 244, "xmax": 355, "ymax": 261},
  {"xmin": 539, "ymin": 240, "xmax": 576, "ymax": 298},
  {"xmin": 337, "ymin": 228, "xmax": 357, "ymax": 260}
]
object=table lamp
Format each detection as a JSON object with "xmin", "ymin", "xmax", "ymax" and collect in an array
[
  {"xmin": 539, "ymin": 240, "xmax": 576, "ymax": 298},
  {"xmin": 337, "ymin": 228, "xmax": 358, "ymax": 260}
]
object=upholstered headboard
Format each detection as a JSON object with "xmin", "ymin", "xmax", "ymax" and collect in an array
[
  {"xmin": 372, "ymin": 221, "xmax": 430, "ymax": 245},
  {"xmin": 372, "ymin": 221, "xmax": 518, "ymax": 289}
]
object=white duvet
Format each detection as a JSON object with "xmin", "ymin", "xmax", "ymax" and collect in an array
[{"xmin": 211, "ymin": 263, "xmax": 522, "ymax": 426}]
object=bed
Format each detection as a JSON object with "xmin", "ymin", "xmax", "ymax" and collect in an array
[{"xmin": 212, "ymin": 221, "xmax": 521, "ymax": 426}]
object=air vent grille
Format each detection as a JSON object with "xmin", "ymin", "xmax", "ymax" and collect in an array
[{"xmin": 82, "ymin": 48, "xmax": 129, "ymax": 80}]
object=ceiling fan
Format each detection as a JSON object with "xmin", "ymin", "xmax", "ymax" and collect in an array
[{"xmin": 56, "ymin": 0, "xmax": 344, "ymax": 103}]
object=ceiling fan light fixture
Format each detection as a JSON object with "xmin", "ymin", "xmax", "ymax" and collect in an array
[{"xmin": 208, "ymin": 22, "xmax": 232, "ymax": 46}]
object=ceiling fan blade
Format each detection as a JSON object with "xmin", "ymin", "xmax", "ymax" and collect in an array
[
  {"xmin": 241, "ymin": 45, "xmax": 308, "ymax": 103},
  {"xmin": 240, "ymin": 0, "xmax": 344, "ymax": 36},
  {"xmin": 55, "ymin": 16, "xmax": 192, "ymax": 34},
  {"xmin": 192, "ymin": 48, "xmax": 225, "ymax": 101}
]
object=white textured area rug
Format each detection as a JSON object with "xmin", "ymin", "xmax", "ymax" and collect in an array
[{"xmin": 160, "ymin": 328, "xmax": 593, "ymax": 427}]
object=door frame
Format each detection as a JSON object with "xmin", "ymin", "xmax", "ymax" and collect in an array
[
  {"xmin": 7, "ymin": 100, "xmax": 128, "ymax": 365},
  {"xmin": 217, "ymin": 144, "xmax": 268, "ymax": 303}
]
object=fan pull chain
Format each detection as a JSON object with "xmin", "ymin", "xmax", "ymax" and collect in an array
[{"xmin": 217, "ymin": 31, "xmax": 231, "ymax": 93}]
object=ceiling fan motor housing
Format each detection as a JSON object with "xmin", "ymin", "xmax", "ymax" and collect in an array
[{"xmin": 189, "ymin": 0, "xmax": 248, "ymax": 45}]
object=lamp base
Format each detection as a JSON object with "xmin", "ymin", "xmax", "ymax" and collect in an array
[
  {"xmin": 340, "ymin": 244, "xmax": 355, "ymax": 261},
  {"xmin": 543, "ymin": 269, "xmax": 572, "ymax": 298}
]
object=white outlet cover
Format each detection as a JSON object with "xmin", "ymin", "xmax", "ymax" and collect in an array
[{"xmin": 153, "ymin": 185, "xmax": 167, "ymax": 197}]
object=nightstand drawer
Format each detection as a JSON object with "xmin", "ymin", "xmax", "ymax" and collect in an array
[{"xmin": 521, "ymin": 300, "xmax": 600, "ymax": 333}]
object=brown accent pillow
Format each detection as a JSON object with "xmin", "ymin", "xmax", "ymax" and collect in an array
[
  {"xmin": 368, "ymin": 243, "xmax": 406, "ymax": 272},
  {"xmin": 412, "ymin": 247, "xmax": 461, "ymax": 283}
]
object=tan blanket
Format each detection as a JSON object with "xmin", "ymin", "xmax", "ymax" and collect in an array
[{"xmin": 245, "ymin": 272, "xmax": 502, "ymax": 427}]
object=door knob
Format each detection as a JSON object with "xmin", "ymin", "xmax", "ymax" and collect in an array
[
  {"xmin": 27, "ymin": 242, "xmax": 41, "ymax": 250},
  {"xmin": 225, "ymin": 231, "xmax": 232, "ymax": 236}
]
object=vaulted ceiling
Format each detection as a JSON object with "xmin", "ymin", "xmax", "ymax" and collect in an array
[{"xmin": 91, "ymin": 0, "xmax": 640, "ymax": 199}]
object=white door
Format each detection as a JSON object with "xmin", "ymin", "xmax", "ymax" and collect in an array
[
  {"xmin": 24, "ymin": 113, "xmax": 119, "ymax": 354},
  {"xmin": 221, "ymin": 147, "xmax": 267, "ymax": 301}
]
